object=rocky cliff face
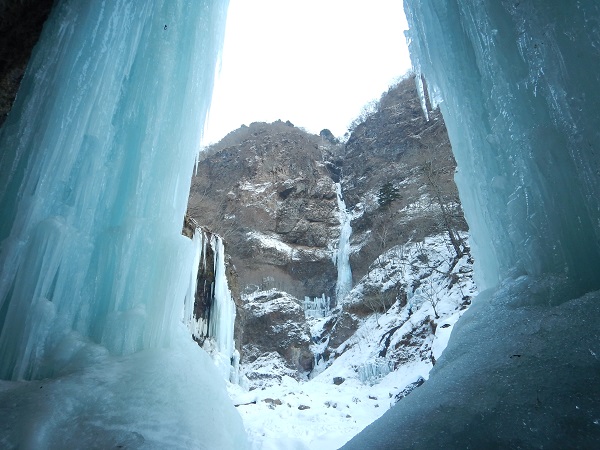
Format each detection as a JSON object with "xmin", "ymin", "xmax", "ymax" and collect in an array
[
  {"xmin": 0, "ymin": 0, "xmax": 54, "ymax": 126},
  {"xmin": 188, "ymin": 75, "xmax": 467, "ymax": 302},
  {"xmin": 341, "ymin": 76, "xmax": 468, "ymax": 281},
  {"xmin": 188, "ymin": 120, "xmax": 341, "ymax": 301},
  {"xmin": 186, "ymin": 75, "xmax": 472, "ymax": 386}
]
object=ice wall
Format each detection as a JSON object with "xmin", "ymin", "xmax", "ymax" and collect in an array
[
  {"xmin": 343, "ymin": 1, "xmax": 600, "ymax": 448},
  {"xmin": 183, "ymin": 228, "xmax": 208, "ymax": 339},
  {"xmin": 406, "ymin": 0, "xmax": 600, "ymax": 293},
  {"xmin": 0, "ymin": 0, "xmax": 248, "ymax": 447},
  {"xmin": 334, "ymin": 183, "xmax": 353, "ymax": 302},
  {"xmin": 207, "ymin": 234, "xmax": 238, "ymax": 380},
  {"xmin": 0, "ymin": 0, "xmax": 229, "ymax": 380}
]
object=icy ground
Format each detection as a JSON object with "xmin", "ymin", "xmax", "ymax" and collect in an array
[{"xmin": 228, "ymin": 234, "xmax": 476, "ymax": 449}]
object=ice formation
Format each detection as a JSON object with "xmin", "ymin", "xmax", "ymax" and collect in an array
[
  {"xmin": 0, "ymin": 0, "xmax": 248, "ymax": 447},
  {"xmin": 357, "ymin": 358, "xmax": 394, "ymax": 385},
  {"xmin": 344, "ymin": 1, "xmax": 600, "ymax": 448},
  {"xmin": 184, "ymin": 228, "xmax": 238, "ymax": 382},
  {"xmin": 334, "ymin": 183, "xmax": 353, "ymax": 302},
  {"xmin": 303, "ymin": 294, "xmax": 331, "ymax": 318}
]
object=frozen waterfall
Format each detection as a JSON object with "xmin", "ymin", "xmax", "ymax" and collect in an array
[
  {"xmin": 334, "ymin": 183, "xmax": 353, "ymax": 302},
  {"xmin": 0, "ymin": 1, "xmax": 247, "ymax": 448},
  {"xmin": 184, "ymin": 228, "xmax": 237, "ymax": 382},
  {"xmin": 304, "ymin": 294, "xmax": 331, "ymax": 318},
  {"xmin": 344, "ymin": 1, "xmax": 600, "ymax": 448}
]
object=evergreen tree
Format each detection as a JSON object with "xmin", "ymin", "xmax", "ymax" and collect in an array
[{"xmin": 378, "ymin": 182, "xmax": 400, "ymax": 208}]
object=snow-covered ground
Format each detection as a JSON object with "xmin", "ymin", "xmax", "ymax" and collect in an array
[
  {"xmin": 228, "ymin": 366, "xmax": 428, "ymax": 450},
  {"xmin": 228, "ymin": 234, "xmax": 476, "ymax": 449}
]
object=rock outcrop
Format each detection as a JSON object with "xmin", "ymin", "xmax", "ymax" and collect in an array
[
  {"xmin": 0, "ymin": 0, "xmax": 55, "ymax": 126},
  {"xmin": 242, "ymin": 289, "xmax": 313, "ymax": 381},
  {"xmin": 341, "ymin": 76, "xmax": 468, "ymax": 280},
  {"xmin": 188, "ymin": 120, "xmax": 341, "ymax": 301}
]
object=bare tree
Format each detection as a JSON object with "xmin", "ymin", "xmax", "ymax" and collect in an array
[{"xmin": 419, "ymin": 150, "xmax": 469, "ymax": 261}]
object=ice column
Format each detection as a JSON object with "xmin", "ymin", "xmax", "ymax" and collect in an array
[
  {"xmin": 304, "ymin": 294, "xmax": 331, "ymax": 318},
  {"xmin": 183, "ymin": 229, "xmax": 208, "ymax": 339},
  {"xmin": 404, "ymin": 0, "xmax": 600, "ymax": 294},
  {"xmin": 183, "ymin": 228, "xmax": 237, "ymax": 381},
  {"xmin": 334, "ymin": 183, "xmax": 353, "ymax": 302},
  {"xmin": 0, "ymin": 0, "xmax": 229, "ymax": 380},
  {"xmin": 208, "ymin": 235, "xmax": 236, "ymax": 365}
]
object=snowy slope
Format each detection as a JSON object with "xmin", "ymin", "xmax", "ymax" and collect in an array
[{"xmin": 228, "ymin": 233, "xmax": 476, "ymax": 449}]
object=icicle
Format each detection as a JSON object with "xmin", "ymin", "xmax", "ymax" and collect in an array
[
  {"xmin": 203, "ymin": 234, "xmax": 237, "ymax": 381},
  {"xmin": 415, "ymin": 73, "xmax": 430, "ymax": 121},
  {"xmin": 183, "ymin": 228, "xmax": 203, "ymax": 330},
  {"xmin": 303, "ymin": 294, "xmax": 331, "ymax": 318}
]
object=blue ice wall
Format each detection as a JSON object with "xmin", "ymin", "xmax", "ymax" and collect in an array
[
  {"xmin": 343, "ymin": 1, "xmax": 600, "ymax": 448},
  {"xmin": 0, "ymin": 0, "xmax": 228, "ymax": 380},
  {"xmin": 405, "ymin": 0, "xmax": 600, "ymax": 292}
]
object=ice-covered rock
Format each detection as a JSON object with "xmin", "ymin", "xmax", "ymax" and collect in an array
[{"xmin": 242, "ymin": 289, "xmax": 314, "ymax": 382}]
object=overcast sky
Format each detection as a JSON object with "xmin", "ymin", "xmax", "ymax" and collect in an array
[{"xmin": 202, "ymin": 0, "xmax": 412, "ymax": 145}]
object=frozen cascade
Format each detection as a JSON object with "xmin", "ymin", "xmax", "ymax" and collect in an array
[
  {"xmin": 334, "ymin": 183, "xmax": 353, "ymax": 302},
  {"xmin": 183, "ymin": 227, "xmax": 238, "ymax": 382},
  {"xmin": 357, "ymin": 358, "xmax": 394, "ymax": 385},
  {"xmin": 183, "ymin": 226, "xmax": 205, "ymax": 338},
  {"xmin": 0, "ymin": 1, "xmax": 248, "ymax": 448},
  {"xmin": 344, "ymin": 1, "xmax": 600, "ymax": 448},
  {"xmin": 208, "ymin": 234, "xmax": 237, "ymax": 379},
  {"xmin": 304, "ymin": 294, "xmax": 331, "ymax": 318}
]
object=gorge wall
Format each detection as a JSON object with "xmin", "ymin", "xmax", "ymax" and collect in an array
[
  {"xmin": 187, "ymin": 75, "xmax": 470, "ymax": 381},
  {"xmin": 188, "ymin": 75, "xmax": 467, "ymax": 301}
]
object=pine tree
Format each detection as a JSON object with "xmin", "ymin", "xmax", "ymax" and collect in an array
[{"xmin": 378, "ymin": 182, "xmax": 400, "ymax": 208}]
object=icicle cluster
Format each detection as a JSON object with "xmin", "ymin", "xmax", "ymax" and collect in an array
[
  {"xmin": 357, "ymin": 358, "xmax": 394, "ymax": 385},
  {"xmin": 303, "ymin": 294, "xmax": 331, "ymax": 318},
  {"xmin": 183, "ymin": 228, "xmax": 237, "ymax": 381}
]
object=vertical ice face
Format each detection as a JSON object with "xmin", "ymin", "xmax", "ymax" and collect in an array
[
  {"xmin": 304, "ymin": 294, "xmax": 331, "ymax": 318},
  {"xmin": 208, "ymin": 235, "xmax": 236, "ymax": 362},
  {"xmin": 341, "ymin": 3, "xmax": 600, "ymax": 449},
  {"xmin": 405, "ymin": 0, "xmax": 600, "ymax": 293},
  {"xmin": 183, "ymin": 228, "xmax": 237, "ymax": 381},
  {"xmin": 334, "ymin": 183, "xmax": 353, "ymax": 302},
  {"xmin": 0, "ymin": 0, "xmax": 229, "ymax": 380},
  {"xmin": 183, "ymin": 228, "xmax": 207, "ymax": 338}
]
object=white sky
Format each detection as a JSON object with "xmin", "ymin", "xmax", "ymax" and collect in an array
[{"xmin": 203, "ymin": 0, "xmax": 412, "ymax": 145}]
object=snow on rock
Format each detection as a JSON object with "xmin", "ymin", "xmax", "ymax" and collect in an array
[
  {"xmin": 230, "ymin": 233, "xmax": 476, "ymax": 449},
  {"xmin": 242, "ymin": 290, "xmax": 314, "ymax": 383},
  {"xmin": 246, "ymin": 231, "xmax": 331, "ymax": 262}
]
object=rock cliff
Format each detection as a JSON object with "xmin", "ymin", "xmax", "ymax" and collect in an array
[
  {"xmin": 186, "ymin": 74, "xmax": 472, "ymax": 383},
  {"xmin": 342, "ymin": 76, "xmax": 468, "ymax": 280},
  {"xmin": 188, "ymin": 120, "xmax": 341, "ymax": 301}
]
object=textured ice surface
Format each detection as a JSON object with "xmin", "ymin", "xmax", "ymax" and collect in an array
[
  {"xmin": 208, "ymin": 234, "xmax": 237, "ymax": 378},
  {"xmin": 405, "ymin": 0, "xmax": 600, "ymax": 292},
  {"xmin": 0, "ymin": 0, "xmax": 248, "ymax": 447},
  {"xmin": 0, "ymin": 326, "xmax": 247, "ymax": 449},
  {"xmin": 334, "ymin": 183, "xmax": 353, "ymax": 302},
  {"xmin": 184, "ymin": 229, "xmax": 237, "ymax": 381},
  {"xmin": 344, "ymin": 1, "xmax": 600, "ymax": 447},
  {"xmin": 304, "ymin": 294, "xmax": 331, "ymax": 318}
]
